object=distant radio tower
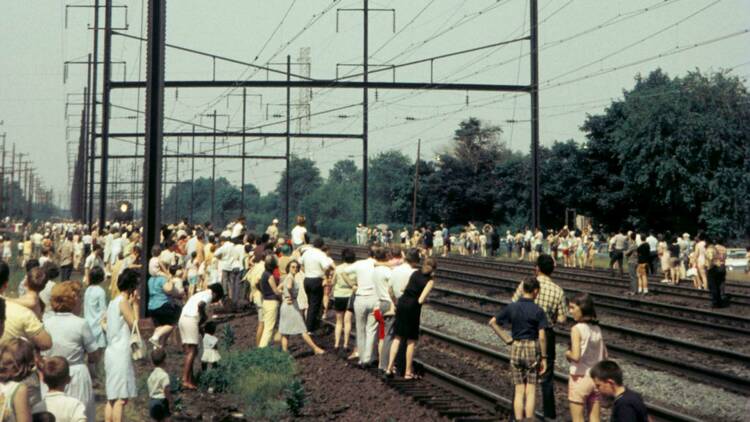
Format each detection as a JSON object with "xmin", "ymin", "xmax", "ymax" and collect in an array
[{"xmin": 296, "ymin": 47, "xmax": 311, "ymax": 135}]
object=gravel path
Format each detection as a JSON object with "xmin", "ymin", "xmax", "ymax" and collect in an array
[{"xmin": 422, "ymin": 306, "xmax": 749, "ymax": 422}]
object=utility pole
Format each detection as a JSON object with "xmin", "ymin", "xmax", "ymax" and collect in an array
[
  {"xmin": 142, "ymin": 0, "xmax": 167, "ymax": 317},
  {"xmin": 210, "ymin": 110, "xmax": 217, "ymax": 223},
  {"xmin": 99, "ymin": 0, "xmax": 113, "ymax": 226},
  {"xmin": 530, "ymin": 0, "xmax": 540, "ymax": 229},
  {"xmin": 190, "ymin": 125, "xmax": 195, "ymax": 223},
  {"xmin": 174, "ymin": 138, "xmax": 180, "ymax": 219},
  {"xmin": 9, "ymin": 147, "xmax": 18, "ymax": 219},
  {"xmin": 88, "ymin": 0, "xmax": 100, "ymax": 227},
  {"xmin": 362, "ymin": 0, "xmax": 369, "ymax": 226},
  {"xmin": 411, "ymin": 138, "xmax": 420, "ymax": 231},
  {"xmin": 0, "ymin": 133, "xmax": 6, "ymax": 217},
  {"xmin": 241, "ymin": 87, "xmax": 247, "ymax": 217},
  {"xmin": 285, "ymin": 56, "xmax": 291, "ymax": 232}
]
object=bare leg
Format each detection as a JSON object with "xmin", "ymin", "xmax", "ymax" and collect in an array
[
  {"xmin": 589, "ymin": 399, "xmax": 601, "ymax": 422},
  {"xmin": 386, "ymin": 336, "xmax": 402, "ymax": 373},
  {"xmin": 404, "ymin": 339, "xmax": 416, "ymax": 377},
  {"xmin": 182, "ymin": 344, "xmax": 198, "ymax": 388},
  {"xmin": 281, "ymin": 335, "xmax": 289, "ymax": 352},
  {"xmin": 570, "ymin": 402, "xmax": 585, "ymax": 422},
  {"xmin": 513, "ymin": 384, "xmax": 525, "ymax": 420},
  {"xmin": 334, "ymin": 311, "xmax": 343, "ymax": 348},
  {"xmin": 524, "ymin": 383, "xmax": 535, "ymax": 420},
  {"xmin": 105, "ymin": 401, "xmax": 113, "ymax": 422},
  {"xmin": 301, "ymin": 332, "xmax": 324, "ymax": 354},
  {"xmin": 109, "ymin": 399, "xmax": 127, "ymax": 422}
]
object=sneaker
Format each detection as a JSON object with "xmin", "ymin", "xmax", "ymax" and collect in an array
[{"xmin": 660, "ymin": 279, "xmax": 669, "ymax": 283}]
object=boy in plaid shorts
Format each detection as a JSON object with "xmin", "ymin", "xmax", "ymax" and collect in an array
[{"xmin": 489, "ymin": 277, "xmax": 549, "ymax": 421}]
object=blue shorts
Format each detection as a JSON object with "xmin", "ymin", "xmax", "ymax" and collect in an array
[{"xmin": 188, "ymin": 275, "xmax": 199, "ymax": 286}]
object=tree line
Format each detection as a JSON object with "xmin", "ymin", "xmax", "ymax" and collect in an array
[{"xmin": 162, "ymin": 69, "xmax": 750, "ymax": 242}]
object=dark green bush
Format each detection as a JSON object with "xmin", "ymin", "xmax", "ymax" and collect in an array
[{"xmin": 198, "ymin": 347, "xmax": 303, "ymax": 419}]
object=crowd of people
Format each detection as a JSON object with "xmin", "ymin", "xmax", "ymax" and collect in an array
[
  {"xmin": 356, "ymin": 221, "xmax": 737, "ymax": 308},
  {"xmin": 0, "ymin": 212, "xmax": 703, "ymax": 422}
]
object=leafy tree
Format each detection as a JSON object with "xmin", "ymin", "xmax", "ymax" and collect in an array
[
  {"xmin": 275, "ymin": 156, "xmax": 323, "ymax": 229},
  {"xmin": 579, "ymin": 68, "xmax": 750, "ymax": 239},
  {"xmin": 368, "ymin": 151, "xmax": 413, "ymax": 224}
]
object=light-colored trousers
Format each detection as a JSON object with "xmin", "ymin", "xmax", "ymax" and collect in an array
[
  {"xmin": 354, "ymin": 295, "xmax": 379, "ymax": 365},
  {"xmin": 259, "ymin": 299, "xmax": 280, "ymax": 347}
]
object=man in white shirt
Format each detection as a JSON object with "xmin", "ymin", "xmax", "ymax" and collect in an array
[
  {"xmin": 301, "ymin": 238, "xmax": 333, "ymax": 332},
  {"xmin": 291, "ymin": 216, "xmax": 307, "ymax": 250},
  {"xmin": 231, "ymin": 216, "xmax": 246, "ymax": 240},
  {"xmin": 390, "ymin": 248, "xmax": 419, "ymax": 300},
  {"xmin": 83, "ymin": 245, "xmax": 104, "ymax": 285},
  {"xmin": 213, "ymin": 236, "xmax": 234, "ymax": 296},
  {"xmin": 228, "ymin": 237, "xmax": 247, "ymax": 306},
  {"xmin": 266, "ymin": 219, "xmax": 280, "ymax": 243},
  {"xmin": 372, "ymin": 248, "xmax": 395, "ymax": 372},
  {"xmin": 342, "ymin": 247, "xmax": 378, "ymax": 367},
  {"xmin": 646, "ymin": 231, "xmax": 659, "ymax": 274}
]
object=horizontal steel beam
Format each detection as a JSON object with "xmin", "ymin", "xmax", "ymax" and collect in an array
[
  {"xmin": 111, "ymin": 80, "xmax": 531, "ymax": 92},
  {"xmin": 100, "ymin": 131, "xmax": 362, "ymax": 139},
  {"xmin": 93, "ymin": 154, "xmax": 285, "ymax": 160}
]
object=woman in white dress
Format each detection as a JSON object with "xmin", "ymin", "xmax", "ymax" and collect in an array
[
  {"xmin": 104, "ymin": 269, "xmax": 140, "ymax": 422},
  {"xmin": 44, "ymin": 281, "xmax": 102, "ymax": 421}
]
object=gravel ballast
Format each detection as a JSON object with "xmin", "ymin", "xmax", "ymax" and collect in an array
[{"xmin": 421, "ymin": 307, "xmax": 749, "ymax": 422}]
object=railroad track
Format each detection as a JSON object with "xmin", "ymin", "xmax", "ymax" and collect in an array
[
  {"xmin": 328, "ymin": 243, "xmax": 750, "ymax": 306},
  {"xmin": 320, "ymin": 320, "xmax": 507, "ymax": 421},
  {"xmin": 427, "ymin": 286, "xmax": 750, "ymax": 396},
  {"xmin": 418, "ymin": 326, "xmax": 703, "ymax": 422},
  {"xmin": 443, "ymin": 255, "xmax": 750, "ymax": 307},
  {"xmin": 436, "ymin": 267, "xmax": 750, "ymax": 335}
]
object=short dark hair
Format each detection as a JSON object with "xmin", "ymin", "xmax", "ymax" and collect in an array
[
  {"xmin": 374, "ymin": 246, "xmax": 388, "ymax": 261},
  {"xmin": 341, "ymin": 248, "xmax": 356, "ymax": 264},
  {"xmin": 522, "ymin": 277, "xmax": 540, "ymax": 294},
  {"xmin": 209, "ymin": 283, "xmax": 224, "ymax": 302},
  {"xmin": 590, "ymin": 360, "xmax": 623, "ymax": 385},
  {"xmin": 312, "ymin": 238, "xmax": 324, "ymax": 248},
  {"xmin": 43, "ymin": 263, "xmax": 60, "ymax": 282},
  {"xmin": 570, "ymin": 293, "xmax": 597, "ymax": 322},
  {"xmin": 203, "ymin": 321, "xmax": 217, "ymax": 335},
  {"xmin": 117, "ymin": 268, "xmax": 140, "ymax": 293},
  {"xmin": 0, "ymin": 297, "xmax": 6, "ymax": 323},
  {"xmin": 24, "ymin": 259, "xmax": 40, "ymax": 273},
  {"xmin": 27, "ymin": 267, "xmax": 48, "ymax": 293},
  {"xmin": 264, "ymin": 254, "xmax": 278, "ymax": 272},
  {"xmin": 32, "ymin": 411, "xmax": 56, "ymax": 422},
  {"xmin": 41, "ymin": 356, "xmax": 70, "ymax": 390},
  {"xmin": 405, "ymin": 248, "xmax": 421, "ymax": 266},
  {"xmin": 536, "ymin": 254, "xmax": 555, "ymax": 276},
  {"xmin": 151, "ymin": 348, "xmax": 166, "ymax": 366}
]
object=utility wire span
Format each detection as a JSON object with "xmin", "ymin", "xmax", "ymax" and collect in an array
[{"xmin": 253, "ymin": 0, "xmax": 298, "ymax": 62}]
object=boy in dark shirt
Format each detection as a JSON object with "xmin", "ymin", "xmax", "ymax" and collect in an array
[
  {"xmin": 489, "ymin": 277, "xmax": 548, "ymax": 421},
  {"xmin": 590, "ymin": 360, "xmax": 650, "ymax": 422}
]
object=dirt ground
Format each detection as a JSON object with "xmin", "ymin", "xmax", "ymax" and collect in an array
[{"xmin": 96, "ymin": 310, "xmax": 446, "ymax": 421}]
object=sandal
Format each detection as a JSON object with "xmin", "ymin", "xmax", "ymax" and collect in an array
[{"xmin": 404, "ymin": 373, "xmax": 420, "ymax": 380}]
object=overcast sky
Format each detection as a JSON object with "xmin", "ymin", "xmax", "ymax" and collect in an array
[{"xmin": 1, "ymin": 0, "xmax": 748, "ymax": 209}]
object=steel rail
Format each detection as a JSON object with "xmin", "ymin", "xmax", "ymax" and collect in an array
[
  {"xmin": 428, "ymin": 288, "xmax": 750, "ymax": 395},
  {"xmin": 420, "ymin": 325, "xmax": 703, "ymax": 422}
]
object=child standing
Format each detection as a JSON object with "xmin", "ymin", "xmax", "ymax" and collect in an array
[
  {"xmin": 11, "ymin": 267, "xmax": 47, "ymax": 319},
  {"xmin": 489, "ymin": 278, "xmax": 548, "ymax": 421},
  {"xmin": 590, "ymin": 360, "xmax": 649, "ymax": 422},
  {"xmin": 83, "ymin": 267, "xmax": 107, "ymax": 382},
  {"xmin": 39, "ymin": 356, "xmax": 87, "ymax": 422},
  {"xmin": 186, "ymin": 252, "xmax": 200, "ymax": 298},
  {"xmin": 147, "ymin": 349, "xmax": 172, "ymax": 422},
  {"xmin": 200, "ymin": 321, "xmax": 221, "ymax": 371},
  {"xmin": 0, "ymin": 340, "xmax": 33, "ymax": 422},
  {"xmin": 565, "ymin": 293, "xmax": 607, "ymax": 422}
]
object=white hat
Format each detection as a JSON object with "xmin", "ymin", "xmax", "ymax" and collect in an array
[
  {"xmin": 273, "ymin": 218, "xmax": 279, "ymax": 224},
  {"xmin": 682, "ymin": 233, "xmax": 690, "ymax": 238}
]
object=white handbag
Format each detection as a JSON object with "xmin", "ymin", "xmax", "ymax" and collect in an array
[{"xmin": 130, "ymin": 321, "xmax": 146, "ymax": 361}]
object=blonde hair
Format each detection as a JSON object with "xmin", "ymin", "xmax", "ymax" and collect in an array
[{"xmin": 50, "ymin": 281, "xmax": 82, "ymax": 312}]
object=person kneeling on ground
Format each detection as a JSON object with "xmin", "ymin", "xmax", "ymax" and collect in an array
[{"xmin": 489, "ymin": 277, "xmax": 548, "ymax": 421}]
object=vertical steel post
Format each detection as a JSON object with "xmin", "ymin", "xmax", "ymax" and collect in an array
[
  {"xmin": 88, "ymin": 0, "xmax": 100, "ymax": 227},
  {"xmin": 210, "ymin": 110, "xmax": 216, "ymax": 223},
  {"xmin": 9, "ymin": 145, "xmax": 14, "ymax": 218},
  {"xmin": 190, "ymin": 125, "xmax": 195, "ymax": 223},
  {"xmin": 530, "ymin": 0, "xmax": 540, "ymax": 229},
  {"xmin": 241, "ymin": 87, "xmax": 246, "ymax": 217},
  {"xmin": 411, "ymin": 138, "xmax": 420, "ymax": 230},
  {"xmin": 142, "ymin": 0, "xmax": 166, "ymax": 316},
  {"xmin": 362, "ymin": 0, "xmax": 369, "ymax": 226},
  {"xmin": 175, "ymin": 138, "xmax": 180, "ymax": 219},
  {"xmin": 83, "ymin": 54, "xmax": 92, "ymax": 221},
  {"xmin": 285, "ymin": 56, "xmax": 291, "ymax": 232},
  {"xmin": 99, "ymin": 0, "xmax": 113, "ymax": 226},
  {"xmin": 0, "ymin": 134, "xmax": 5, "ymax": 217}
]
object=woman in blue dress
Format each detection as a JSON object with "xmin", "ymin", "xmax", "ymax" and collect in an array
[{"xmin": 104, "ymin": 268, "xmax": 140, "ymax": 422}]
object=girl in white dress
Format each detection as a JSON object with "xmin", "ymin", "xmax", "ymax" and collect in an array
[{"xmin": 200, "ymin": 321, "xmax": 221, "ymax": 370}]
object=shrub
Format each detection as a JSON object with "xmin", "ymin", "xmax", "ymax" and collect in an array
[{"xmin": 198, "ymin": 347, "xmax": 303, "ymax": 419}]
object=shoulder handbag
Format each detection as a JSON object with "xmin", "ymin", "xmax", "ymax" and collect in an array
[{"xmin": 130, "ymin": 321, "xmax": 146, "ymax": 361}]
